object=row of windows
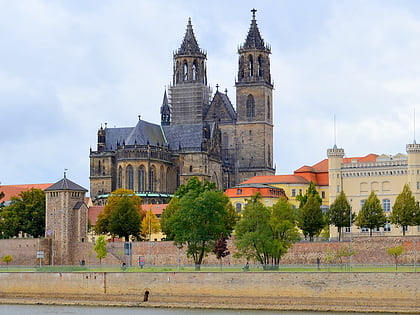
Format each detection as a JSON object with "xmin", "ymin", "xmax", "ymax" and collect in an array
[
  {"xmin": 291, "ymin": 189, "xmax": 326, "ymax": 199},
  {"xmin": 49, "ymin": 192, "xmax": 82, "ymax": 198},
  {"xmin": 341, "ymin": 170, "xmax": 408, "ymax": 177},
  {"xmin": 239, "ymin": 54, "xmax": 266, "ymax": 79}
]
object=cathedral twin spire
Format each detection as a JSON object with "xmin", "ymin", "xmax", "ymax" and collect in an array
[
  {"xmin": 242, "ymin": 8, "xmax": 270, "ymax": 51},
  {"xmin": 176, "ymin": 17, "xmax": 205, "ymax": 56}
]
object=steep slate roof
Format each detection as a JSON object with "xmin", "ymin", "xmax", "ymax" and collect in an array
[
  {"xmin": 105, "ymin": 127, "xmax": 133, "ymax": 150},
  {"xmin": 125, "ymin": 119, "xmax": 167, "ymax": 146},
  {"xmin": 45, "ymin": 176, "xmax": 88, "ymax": 192},
  {"xmin": 163, "ymin": 124, "xmax": 204, "ymax": 150}
]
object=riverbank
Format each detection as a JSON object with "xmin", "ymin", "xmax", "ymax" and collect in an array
[{"xmin": 0, "ymin": 272, "xmax": 418, "ymax": 313}]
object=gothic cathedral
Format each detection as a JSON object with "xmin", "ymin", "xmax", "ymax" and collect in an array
[{"xmin": 89, "ymin": 9, "xmax": 275, "ymax": 205}]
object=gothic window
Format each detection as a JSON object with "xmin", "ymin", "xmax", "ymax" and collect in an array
[
  {"xmin": 149, "ymin": 166, "xmax": 155, "ymax": 192},
  {"xmin": 268, "ymin": 145, "xmax": 271, "ymax": 166},
  {"xmin": 189, "ymin": 165, "xmax": 193, "ymax": 172},
  {"xmin": 239, "ymin": 56, "xmax": 244, "ymax": 79},
  {"xmin": 138, "ymin": 166, "xmax": 145, "ymax": 192},
  {"xmin": 267, "ymin": 96, "xmax": 271, "ymax": 120},
  {"xmin": 126, "ymin": 165, "xmax": 134, "ymax": 190},
  {"xmin": 98, "ymin": 161, "xmax": 101, "ymax": 176},
  {"xmin": 248, "ymin": 55, "xmax": 254, "ymax": 77},
  {"xmin": 183, "ymin": 61, "xmax": 188, "ymax": 81},
  {"xmin": 160, "ymin": 165, "xmax": 165, "ymax": 192},
  {"xmin": 192, "ymin": 60, "xmax": 198, "ymax": 81},
  {"xmin": 246, "ymin": 94, "xmax": 255, "ymax": 118},
  {"xmin": 258, "ymin": 55, "xmax": 263, "ymax": 77},
  {"xmin": 118, "ymin": 166, "xmax": 122, "ymax": 189}
]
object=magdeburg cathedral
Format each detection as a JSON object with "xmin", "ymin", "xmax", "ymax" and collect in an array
[{"xmin": 89, "ymin": 9, "xmax": 275, "ymax": 205}]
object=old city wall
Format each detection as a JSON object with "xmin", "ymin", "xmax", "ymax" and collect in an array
[
  {"xmin": 0, "ymin": 272, "xmax": 418, "ymax": 312},
  {"xmin": 0, "ymin": 237, "xmax": 418, "ymax": 266}
]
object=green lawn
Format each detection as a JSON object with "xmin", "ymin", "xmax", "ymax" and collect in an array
[{"xmin": 0, "ymin": 264, "xmax": 418, "ymax": 272}]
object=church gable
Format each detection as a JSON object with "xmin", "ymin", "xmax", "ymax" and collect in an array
[{"xmin": 204, "ymin": 91, "xmax": 237, "ymax": 124}]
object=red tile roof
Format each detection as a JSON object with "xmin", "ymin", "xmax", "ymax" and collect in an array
[
  {"xmin": 0, "ymin": 184, "xmax": 53, "ymax": 202},
  {"xmin": 241, "ymin": 175, "xmax": 309, "ymax": 185},
  {"xmin": 225, "ymin": 186, "xmax": 287, "ymax": 198},
  {"xmin": 88, "ymin": 203, "xmax": 168, "ymax": 225}
]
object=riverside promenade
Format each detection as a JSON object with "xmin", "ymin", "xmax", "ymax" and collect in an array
[{"xmin": 0, "ymin": 271, "xmax": 418, "ymax": 313}]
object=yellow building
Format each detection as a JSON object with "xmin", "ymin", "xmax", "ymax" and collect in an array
[
  {"xmin": 238, "ymin": 160, "xmax": 330, "ymax": 210},
  {"xmin": 328, "ymin": 143, "xmax": 420, "ymax": 238}
]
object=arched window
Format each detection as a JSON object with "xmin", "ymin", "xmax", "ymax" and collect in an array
[
  {"xmin": 160, "ymin": 165, "xmax": 165, "ymax": 192},
  {"xmin": 258, "ymin": 55, "xmax": 263, "ymax": 77},
  {"xmin": 267, "ymin": 96, "xmax": 271, "ymax": 120},
  {"xmin": 138, "ymin": 166, "xmax": 145, "ymax": 192},
  {"xmin": 126, "ymin": 165, "xmax": 134, "ymax": 190},
  {"xmin": 239, "ymin": 56, "xmax": 244, "ymax": 79},
  {"xmin": 248, "ymin": 55, "xmax": 253, "ymax": 77},
  {"xmin": 118, "ymin": 166, "xmax": 122, "ymax": 188},
  {"xmin": 183, "ymin": 61, "xmax": 188, "ymax": 81},
  {"xmin": 149, "ymin": 166, "xmax": 155, "ymax": 192},
  {"xmin": 192, "ymin": 60, "xmax": 198, "ymax": 81},
  {"xmin": 98, "ymin": 161, "xmax": 101, "ymax": 176},
  {"xmin": 246, "ymin": 94, "xmax": 255, "ymax": 118}
]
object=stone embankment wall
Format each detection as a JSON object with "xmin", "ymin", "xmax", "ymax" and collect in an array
[
  {"xmin": 0, "ymin": 272, "xmax": 418, "ymax": 312},
  {"xmin": 0, "ymin": 236, "xmax": 418, "ymax": 266}
]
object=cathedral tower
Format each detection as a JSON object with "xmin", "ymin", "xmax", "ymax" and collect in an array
[
  {"xmin": 235, "ymin": 9, "xmax": 275, "ymax": 182},
  {"xmin": 169, "ymin": 18, "xmax": 211, "ymax": 125}
]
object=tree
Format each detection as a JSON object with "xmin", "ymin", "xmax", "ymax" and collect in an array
[
  {"xmin": 94, "ymin": 235, "xmax": 107, "ymax": 265},
  {"xmin": 390, "ymin": 184, "xmax": 420, "ymax": 236},
  {"xmin": 160, "ymin": 197, "xmax": 179, "ymax": 241},
  {"xmin": 0, "ymin": 191, "xmax": 4, "ymax": 208},
  {"xmin": 235, "ymin": 195, "xmax": 299, "ymax": 270},
  {"xmin": 141, "ymin": 208, "xmax": 161, "ymax": 240},
  {"xmin": 95, "ymin": 189, "xmax": 144, "ymax": 241},
  {"xmin": 0, "ymin": 188, "xmax": 45, "ymax": 238},
  {"xmin": 2, "ymin": 255, "xmax": 13, "ymax": 268},
  {"xmin": 327, "ymin": 191, "xmax": 355, "ymax": 241},
  {"xmin": 296, "ymin": 181, "xmax": 322, "ymax": 208},
  {"xmin": 298, "ymin": 194, "xmax": 324, "ymax": 241},
  {"xmin": 166, "ymin": 177, "xmax": 237, "ymax": 270},
  {"xmin": 355, "ymin": 191, "xmax": 386, "ymax": 236},
  {"xmin": 213, "ymin": 232, "xmax": 230, "ymax": 271},
  {"xmin": 387, "ymin": 245, "xmax": 404, "ymax": 270}
]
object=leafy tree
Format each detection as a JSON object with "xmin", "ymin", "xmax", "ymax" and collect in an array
[
  {"xmin": 141, "ymin": 208, "xmax": 161, "ymax": 240},
  {"xmin": 1, "ymin": 255, "xmax": 13, "ymax": 268},
  {"xmin": 355, "ymin": 191, "xmax": 386, "ymax": 236},
  {"xmin": 213, "ymin": 232, "xmax": 230, "ymax": 270},
  {"xmin": 95, "ymin": 189, "xmax": 144, "ymax": 241},
  {"xmin": 296, "ymin": 181, "xmax": 322, "ymax": 208},
  {"xmin": 94, "ymin": 235, "xmax": 107, "ymax": 265},
  {"xmin": 298, "ymin": 194, "xmax": 324, "ymax": 241},
  {"xmin": 235, "ymin": 195, "xmax": 299, "ymax": 270},
  {"xmin": 0, "ymin": 188, "xmax": 45, "ymax": 238},
  {"xmin": 167, "ymin": 177, "xmax": 237, "ymax": 270},
  {"xmin": 390, "ymin": 184, "xmax": 420, "ymax": 236},
  {"xmin": 335, "ymin": 246, "xmax": 355, "ymax": 270},
  {"xmin": 327, "ymin": 191, "xmax": 355, "ymax": 241},
  {"xmin": 387, "ymin": 245, "xmax": 404, "ymax": 270},
  {"xmin": 160, "ymin": 197, "xmax": 179, "ymax": 241}
]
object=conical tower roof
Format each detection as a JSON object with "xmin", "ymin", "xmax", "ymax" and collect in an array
[
  {"xmin": 160, "ymin": 90, "xmax": 170, "ymax": 114},
  {"xmin": 176, "ymin": 18, "xmax": 205, "ymax": 56},
  {"xmin": 45, "ymin": 174, "xmax": 87, "ymax": 192},
  {"xmin": 242, "ymin": 9, "xmax": 269, "ymax": 51}
]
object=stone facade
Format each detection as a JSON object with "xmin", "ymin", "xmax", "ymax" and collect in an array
[
  {"xmin": 328, "ymin": 143, "xmax": 420, "ymax": 237},
  {"xmin": 45, "ymin": 175, "xmax": 88, "ymax": 265},
  {"xmin": 89, "ymin": 10, "xmax": 275, "ymax": 205}
]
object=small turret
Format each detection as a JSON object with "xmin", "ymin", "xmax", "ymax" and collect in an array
[
  {"xmin": 97, "ymin": 124, "xmax": 106, "ymax": 152},
  {"xmin": 160, "ymin": 90, "xmax": 171, "ymax": 126}
]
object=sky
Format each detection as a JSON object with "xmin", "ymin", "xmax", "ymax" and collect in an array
[{"xmin": 2, "ymin": 0, "xmax": 420, "ymax": 193}]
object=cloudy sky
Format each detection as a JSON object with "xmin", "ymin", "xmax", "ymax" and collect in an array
[{"xmin": 1, "ymin": 0, "xmax": 420, "ymax": 192}]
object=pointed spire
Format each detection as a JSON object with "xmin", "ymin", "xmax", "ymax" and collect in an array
[
  {"xmin": 176, "ymin": 18, "xmax": 204, "ymax": 55},
  {"xmin": 160, "ymin": 89, "xmax": 171, "ymax": 125},
  {"xmin": 242, "ymin": 8, "xmax": 268, "ymax": 51}
]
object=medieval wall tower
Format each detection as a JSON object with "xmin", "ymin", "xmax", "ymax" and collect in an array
[
  {"xmin": 234, "ymin": 9, "xmax": 275, "ymax": 183},
  {"xmin": 45, "ymin": 175, "xmax": 88, "ymax": 265}
]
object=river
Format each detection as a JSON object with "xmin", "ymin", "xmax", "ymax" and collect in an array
[{"xmin": 0, "ymin": 305, "xmax": 402, "ymax": 315}]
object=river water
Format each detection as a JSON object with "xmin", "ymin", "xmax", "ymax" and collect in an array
[{"xmin": 0, "ymin": 305, "xmax": 399, "ymax": 315}]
